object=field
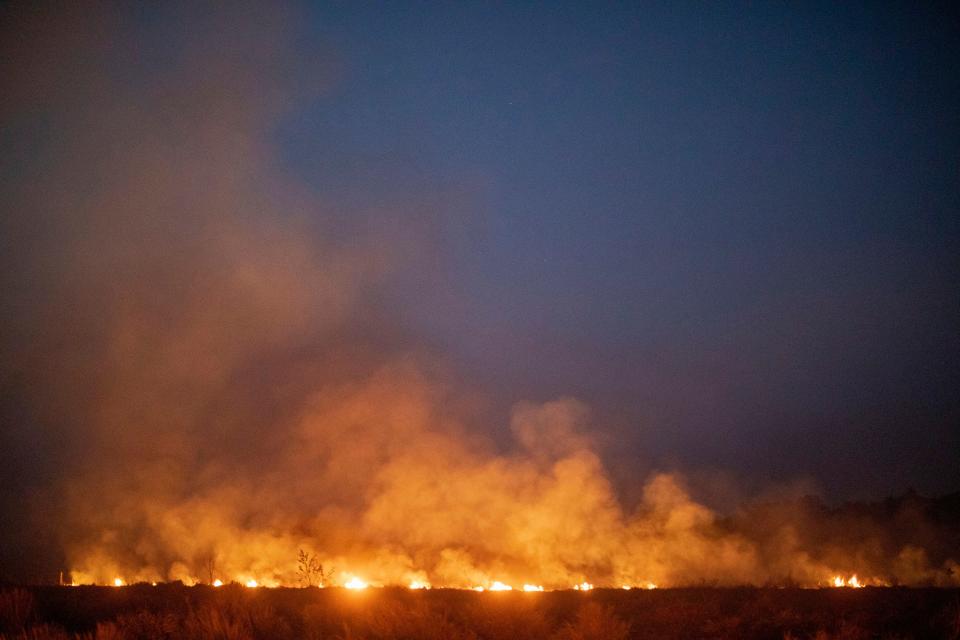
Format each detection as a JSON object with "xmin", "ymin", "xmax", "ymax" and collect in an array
[{"xmin": 2, "ymin": 584, "xmax": 959, "ymax": 640}]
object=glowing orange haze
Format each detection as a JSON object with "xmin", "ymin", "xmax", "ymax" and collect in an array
[{"xmin": 63, "ymin": 383, "xmax": 948, "ymax": 590}]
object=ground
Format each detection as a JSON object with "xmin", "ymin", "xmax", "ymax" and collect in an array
[{"xmin": 2, "ymin": 584, "xmax": 959, "ymax": 639}]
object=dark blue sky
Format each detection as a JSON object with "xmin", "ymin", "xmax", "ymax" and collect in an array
[{"xmin": 270, "ymin": 2, "xmax": 959, "ymax": 498}]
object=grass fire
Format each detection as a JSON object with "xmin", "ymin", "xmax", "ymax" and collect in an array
[{"xmin": 1, "ymin": 1, "xmax": 959, "ymax": 639}]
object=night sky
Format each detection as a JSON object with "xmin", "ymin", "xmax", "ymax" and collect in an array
[{"xmin": 1, "ymin": 1, "xmax": 959, "ymax": 582}]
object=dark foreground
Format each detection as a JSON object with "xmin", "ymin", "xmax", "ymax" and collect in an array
[{"xmin": 1, "ymin": 584, "xmax": 959, "ymax": 640}]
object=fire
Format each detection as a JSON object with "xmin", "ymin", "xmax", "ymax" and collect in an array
[
  {"xmin": 344, "ymin": 577, "xmax": 369, "ymax": 590},
  {"xmin": 68, "ymin": 565, "xmax": 885, "ymax": 591},
  {"xmin": 831, "ymin": 575, "xmax": 864, "ymax": 588}
]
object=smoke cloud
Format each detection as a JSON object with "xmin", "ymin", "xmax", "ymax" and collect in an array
[{"xmin": 1, "ymin": 3, "xmax": 957, "ymax": 588}]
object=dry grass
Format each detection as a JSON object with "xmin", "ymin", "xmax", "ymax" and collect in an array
[
  {"xmin": 0, "ymin": 589, "xmax": 35, "ymax": 634},
  {"xmin": 2, "ymin": 585, "xmax": 959, "ymax": 639},
  {"xmin": 551, "ymin": 603, "xmax": 629, "ymax": 640}
]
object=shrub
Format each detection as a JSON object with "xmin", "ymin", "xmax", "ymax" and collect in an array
[
  {"xmin": 183, "ymin": 606, "xmax": 253, "ymax": 640},
  {"xmin": 459, "ymin": 596, "xmax": 551, "ymax": 640},
  {"xmin": 111, "ymin": 611, "xmax": 180, "ymax": 640},
  {"xmin": 340, "ymin": 599, "xmax": 476, "ymax": 640}
]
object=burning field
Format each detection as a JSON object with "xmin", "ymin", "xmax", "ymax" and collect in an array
[
  {"xmin": 54, "ymin": 460, "xmax": 960, "ymax": 591},
  {"xmin": 2, "ymin": 3, "xmax": 960, "ymax": 639}
]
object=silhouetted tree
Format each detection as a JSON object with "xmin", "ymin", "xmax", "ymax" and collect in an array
[
  {"xmin": 297, "ymin": 549, "xmax": 331, "ymax": 587},
  {"xmin": 197, "ymin": 551, "xmax": 219, "ymax": 585}
]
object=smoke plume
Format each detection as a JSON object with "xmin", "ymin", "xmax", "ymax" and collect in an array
[{"xmin": 1, "ymin": 3, "xmax": 957, "ymax": 588}]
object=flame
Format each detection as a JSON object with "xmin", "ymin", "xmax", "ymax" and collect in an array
[
  {"xmin": 831, "ymin": 575, "xmax": 865, "ymax": 588},
  {"xmin": 71, "ymin": 567, "xmax": 878, "ymax": 591},
  {"xmin": 344, "ymin": 577, "xmax": 368, "ymax": 590}
]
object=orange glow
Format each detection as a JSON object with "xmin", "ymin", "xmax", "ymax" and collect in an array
[
  {"xmin": 831, "ymin": 575, "xmax": 864, "ymax": 588},
  {"xmin": 67, "ymin": 566, "xmax": 891, "ymax": 591},
  {"xmin": 344, "ymin": 577, "xmax": 368, "ymax": 590}
]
